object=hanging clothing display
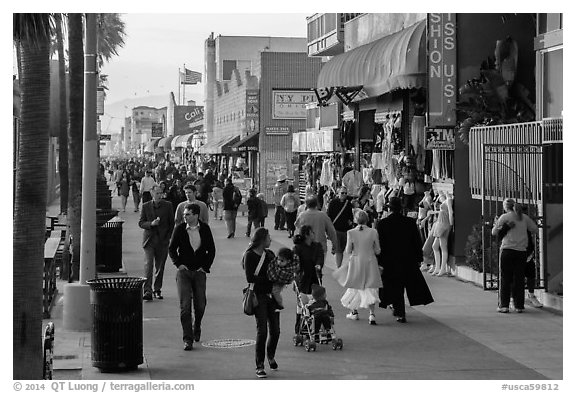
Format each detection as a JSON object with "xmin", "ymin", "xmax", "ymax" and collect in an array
[
  {"xmin": 342, "ymin": 169, "xmax": 364, "ymax": 197},
  {"xmin": 371, "ymin": 152, "xmax": 385, "ymax": 170},
  {"xmin": 319, "ymin": 158, "xmax": 333, "ymax": 186},
  {"xmin": 373, "ymin": 123, "xmax": 385, "ymax": 153},
  {"xmin": 411, "ymin": 116, "xmax": 426, "ymax": 172},
  {"xmin": 363, "ymin": 166, "xmax": 374, "ymax": 185},
  {"xmin": 340, "ymin": 121, "xmax": 355, "ymax": 151}
]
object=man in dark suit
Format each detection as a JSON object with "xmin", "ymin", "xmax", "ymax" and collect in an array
[
  {"xmin": 169, "ymin": 203, "xmax": 216, "ymax": 350},
  {"xmin": 139, "ymin": 184, "xmax": 175, "ymax": 301},
  {"xmin": 376, "ymin": 197, "xmax": 433, "ymax": 323}
]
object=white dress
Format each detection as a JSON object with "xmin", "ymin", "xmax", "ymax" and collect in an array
[{"xmin": 332, "ymin": 225, "xmax": 383, "ymax": 309}]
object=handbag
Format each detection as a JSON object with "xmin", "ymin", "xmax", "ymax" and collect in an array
[{"xmin": 242, "ymin": 251, "xmax": 266, "ymax": 316}]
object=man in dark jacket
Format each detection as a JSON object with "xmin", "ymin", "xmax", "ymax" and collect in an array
[
  {"xmin": 169, "ymin": 203, "xmax": 216, "ymax": 350},
  {"xmin": 139, "ymin": 184, "xmax": 175, "ymax": 301},
  {"xmin": 376, "ymin": 197, "xmax": 433, "ymax": 323}
]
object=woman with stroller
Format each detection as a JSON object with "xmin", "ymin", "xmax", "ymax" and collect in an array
[
  {"xmin": 332, "ymin": 210, "xmax": 383, "ymax": 325},
  {"xmin": 292, "ymin": 225, "xmax": 324, "ymax": 334},
  {"xmin": 243, "ymin": 228, "xmax": 280, "ymax": 378}
]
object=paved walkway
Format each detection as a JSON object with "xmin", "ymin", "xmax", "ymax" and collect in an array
[{"xmin": 44, "ymin": 188, "xmax": 563, "ymax": 381}]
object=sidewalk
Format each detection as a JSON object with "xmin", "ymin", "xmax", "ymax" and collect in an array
[{"xmin": 44, "ymin": 193, "xmax": 563, "ymax": 380}]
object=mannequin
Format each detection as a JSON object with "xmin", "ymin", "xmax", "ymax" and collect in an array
[
  {"xmin": 430, "ymin": 192, "xmax": 454, "ymax": 276},
  {"xmin": 417, "ymin": 190, "xmax": 433, "ymax": 271}
]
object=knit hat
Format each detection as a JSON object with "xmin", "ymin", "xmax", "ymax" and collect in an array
[{"xmin": 311, "ymin": 284, "xmax": 326, "ymax": 300}]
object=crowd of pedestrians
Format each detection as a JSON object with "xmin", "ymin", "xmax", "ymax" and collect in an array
[{"xmin": 103, "ymin": 155, "xmax": 544, "ymax": 378}]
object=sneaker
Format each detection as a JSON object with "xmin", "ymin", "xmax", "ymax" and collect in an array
[
  {"xmin": 515, "ymin": 308, "xmax": 524, "ymax": 313},
  {"xmin": 183, "ymin": 341, "xmax": 193, "ymax": 351},
  {"xmin": 396, "ymin": 317, "xmax": 407, "ymax": 323},
  {"xmin": 143, "ymin": 293, "xmax": 153, "ymax": 301},
  {"xmin": 153, "ymin": 290, "xmax": 163, "ymax": 300},
  {"xmin": 346, "ymin": 311, "xmax": 359, "ymax": 320},
  {"xmin": 268, "ymin": 359, "xmax": 278, "ymax": 370},
  {"xmin": 368, "ymin": 314, "xmax": 376, "ymax": 325},
  {"xmin": 497, "ymin": 307, "xmax": 509, "ymax": 313},
  {"xmin": 528, "ymin": 294, "xmax": 543, "ymax": 308},
  {"xmin": 256, "ymin": 369, "xmax": 267, "ymax": 378}
]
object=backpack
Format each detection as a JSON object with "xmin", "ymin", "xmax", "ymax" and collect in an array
[{"xmin": 233, "ymin": 187, "xmax": 243, "ymax": 207}]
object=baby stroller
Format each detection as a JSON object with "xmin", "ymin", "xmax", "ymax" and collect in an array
[{"xmin": 292, "ymin": 278, "xmax": 343, "ymax": 352}]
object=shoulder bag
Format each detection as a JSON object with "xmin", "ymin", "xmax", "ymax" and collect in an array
[
  {"xmin": 242, "ymin": 251, "xmax": 266, "ymax": 316},
  {"xmin": 332, "ymin": 199, "xmax": 349, "ymax": 226}
]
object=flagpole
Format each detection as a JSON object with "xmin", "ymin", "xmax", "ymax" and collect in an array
[
  {"xmin": 183, "ymin": 63, "xmax": 186, "ymax": 105},
  {"xmin": 178, "ymin": 67, "xmax": 181, "ymax": 105}
]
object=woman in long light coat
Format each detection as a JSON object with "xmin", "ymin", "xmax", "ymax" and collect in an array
[{"xmin": 332, "ymin": 210, "xmax": 382, "ymax": 325}]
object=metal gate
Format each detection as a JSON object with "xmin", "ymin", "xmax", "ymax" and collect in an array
[{"xmin": 481, "ymin": 144, "xmax": 547, "ymax": 291}]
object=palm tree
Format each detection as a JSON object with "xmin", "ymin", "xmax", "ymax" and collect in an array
[
  {"xmin": 66, "ymin": 13, "xmax": 84, "ymax": 279},
  {"xmin": 54, "ymin": 14, "xmax": 69, "ymax": 215},
  {"xmin": 13, "ymin": 13, "xmax": 55, "ymax": 380}
]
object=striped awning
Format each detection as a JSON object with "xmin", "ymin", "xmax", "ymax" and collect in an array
[
  {"xmin": 197, "ymin": 134, "xmax": 240, "ymax": 155},
  {"xmin": 157, "ymin": 136, "xmax": 175, "ymax": 151},
  {"xmin": 171, "ymin": 133, "xmax": 194, "ymax": 149},
  {"xmin": 317, "ymin": 19, "xmax": 427, "ymax": 99}
]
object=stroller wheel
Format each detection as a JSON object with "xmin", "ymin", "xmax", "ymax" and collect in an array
[
  {"xmin": 337, "ymin": 338, "xmax": 343, "ymax": 350},
  {"xmin": 304, "ymin": 339, "xmax": 311, "ymax": 352},
  {"xmin": 310, "ymin": 342, "xmax": 317, "ymax": 351}
]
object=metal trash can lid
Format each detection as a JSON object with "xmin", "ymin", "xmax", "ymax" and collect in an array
[{"xmin": 87, "ymin": 277, "xmax": 146, "ymax": 290}]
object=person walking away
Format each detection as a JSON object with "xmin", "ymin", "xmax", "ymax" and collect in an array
[
  {"xmin": 130, "ymin": 170, "xmax": 141, "ymax": 212},
  {"xmin": 267, "ymin": 247, "xmax": 299, "ymax": 311},
  {"xmin": 168, "ymin": 203, "xmax": 216, "ymax": 350},
  {"xmin": 332, "ymin": 210, "xmax": 382, "ymax": 324},
  {"xmin": 223, "ymin": 178, "xmax": 242, "ymax": 238},
  {"xmin": 295, "ymin": 196, "xmax": 338, "ymax": 266},
  {"xmin": 492, "ymin": 198, "xmax": 539, "ymax": 313},
  {"xmin": 281, "ymin": 185, "xmax": 300, "ymax": 238},
  {"xmin": 327, "ymin": 186, "xmax": 354, "ymax": 268},
  {"xmin": 257, "ymin": 192, "xmax": 268, "ymax": 228},
  {"xmin": 138, "ymin": 185, "xmax": 175, "ymax": 301},
  {"xmin": 118, "ymin": 172, "xmax": 130, "ymax": 212},
  {"xmin": 167, "ymin": 178, "xmax": 186, "ymax": 210},
  {"xmin": 242, "ymin": 228, "xmax": 280, "ymax": 378},
  {"xmin": 139, "ymin": 170, "xmax": 156, "ymax": 204},
  {"xmin": 273, "ymin": 175, "xmax": 289, "ymax": 230},
  {"xmin": 292, "ymin": 225, "xmax": 324, "ymax": 334},
  {"xmin": 376, "ymin": 197, "xmax": 434, "ymax": 323},
  {"xmin": 246, "ymin": 188, "xmax": 262, "ymax": 237},
  {"xmin": 212, "ymin": 180, "xmax": 224, "ymax": 220},
  {"xmin": 174, "ymin": 184, "xmax": 209, "ymax": 226}
]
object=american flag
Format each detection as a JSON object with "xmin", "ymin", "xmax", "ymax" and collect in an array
[{"xmin": 180, "ymin": 68, "xmax": 202, "ymax": 85}]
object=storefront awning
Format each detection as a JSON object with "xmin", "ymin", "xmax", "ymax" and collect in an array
[
  {"xmin": 158, "ymin": 136, "xmax": 175, "ymax": 151},
  {"xmin": 197, "ymin": 134, "xmax": 240, "ymax": 155},
  {"xmin": 143, "ymin": 138, "xmax": 161, "ymax": 154},
  {"xmin": 317, "ymin": 19, "xmax": 426, "ymax": 99},
  {"xmin": 171, "ymin": 133, "xmax": 194, "ymax": 149},
  {"xmin": 230, "ymin": 131, "xmax": 259, "ymax": 153}
]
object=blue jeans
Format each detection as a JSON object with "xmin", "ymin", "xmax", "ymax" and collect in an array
[
  {"xmin": 143, "ymin": 245, "xmax": 169, "ymax": 295},
  {"xmin": 176, "ymin": 269, "xmax": 207, "ymax": 343},
  {"xmin": 254, "ymin": 293, "xmax": 280, "ymax": 369}
]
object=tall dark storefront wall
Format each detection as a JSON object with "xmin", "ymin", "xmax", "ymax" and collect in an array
[{"xmin": 452, "ymin": 14, "xmax": 537, "ymax": 262}]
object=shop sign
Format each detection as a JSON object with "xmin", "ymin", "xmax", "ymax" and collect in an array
[
  {"xmin": 425, "ymin": 127, "xmax": 455, "ymax": 150},
  {"xmin": 292, "ymin": 132, "xmax": 300, "ymax": 152},
  {"xmin": 265, "ymin": 126, "xmax": 290, "ymax": 136},
  {"xmin": 272, "ymin": 90, "xmax": 316, "ymax": 119},
  {"xmin": 97, "ymin": 87, "xmax": 105, "ymax": 115},
  {"xmin": 299, "ymin": 132, "xmax": 308, "ymax": 152},
  {"xmin": 246, "ymin": 90, "xmax": 260, "ymax": 133},
  {"xmin": 428, "ymin": 13, "xmax": 457, "ymax": 127},
  {"xmin": 99, "ymin": 134, "xmax": 111, "ymax": 141},
  {"xmin": 151, "ymin": 123, "xmax": 163, "ymax": 138},
  {"xmin": 175, "ymin": 106, "xmax": 204, "ymax": 134},
  {"xmin": 342, "ymin": 111, "xmax": 355, "ymax": 121}
]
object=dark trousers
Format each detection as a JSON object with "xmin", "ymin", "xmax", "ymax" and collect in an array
[
  {"xmin": 132, "ymin": 190, "xmax": 141, "ymax": 210},
  {"xmin": 176, "ymin": 269, "xmax": 207, "ymax": 343},
  {"xmin": 285, "ymin": 211, "xmax": 297, "ymax": 232},
  {"xmin": 313, "ymin": 314, "xmax": 332, "ymax": 334},
  {"xmin": 246, "ymin": 217, "xmax": 261, "ymax": 235},
  {"xmin": 274, "ymin": 205, "xmax": 286, "ymax": 229},
  {"xmin": 254, "ymin": 294, "xmax": 280, "ymax": 369},
  {"xmin": 143, "ymin": 245, "xmax": 169, "ymax": 295},
  {"xmin": 389, "ymin": 278, "xmax": 407, "ymax": 318},
  {"xmin": 525, "ymin": 258, "xmax": 536, "ymax": 293},
  {"xmin": 499, "ymin": 249, "xmax": 527, "ymax": 309}
]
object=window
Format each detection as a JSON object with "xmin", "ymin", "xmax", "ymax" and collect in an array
[
  {"xmin": 541, "ymin": 48, "xmax": 563, "ymax": 118},
  {"xmin": 222, "ymin": 60, "xmax": 237, "ymax": 81}
]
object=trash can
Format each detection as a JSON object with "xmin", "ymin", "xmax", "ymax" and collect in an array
[
  {"xmin": 96, "ymin": 218, "xmax": 124, "ymax": 272},
  {"xmin": 87, "ymin": 277, "xmax": 146, "ymax": 372}
]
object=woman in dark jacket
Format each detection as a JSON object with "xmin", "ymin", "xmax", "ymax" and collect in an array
[
  {"xmin": 292, "ymin": 225, "xmax": 324, "ymax": 334},
  {"xmin": 246, "ymin": 188, "xmax": 261, "ymax": 237},
  {"xmin": 243, "ymin": 227, "xmax": 279, "ymax": 378},
  {"xmin": 222, "ymin": 178, "xmax": 241, "ymax": 238}
]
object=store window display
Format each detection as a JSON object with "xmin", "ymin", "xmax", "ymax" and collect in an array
[{"xmin": 429, "ymin": 192, "xmax": 454, "ymax": 276}]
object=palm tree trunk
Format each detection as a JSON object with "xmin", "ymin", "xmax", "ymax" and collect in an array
[
  {"xmin": 55, "ymin": 15, "xmax": 69, "ymax": 215},
  {"xmin": 67, "ymin": 13, "xmax": 84, "ymax": 280},
  {"xmin": 13, "ymin": 37, "xmax": 50, "ymax": 380}
]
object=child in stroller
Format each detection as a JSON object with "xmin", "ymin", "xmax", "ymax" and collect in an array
[{"xmin": 293, "ymin": 283, "xmax": 343, "ymax": 351}]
